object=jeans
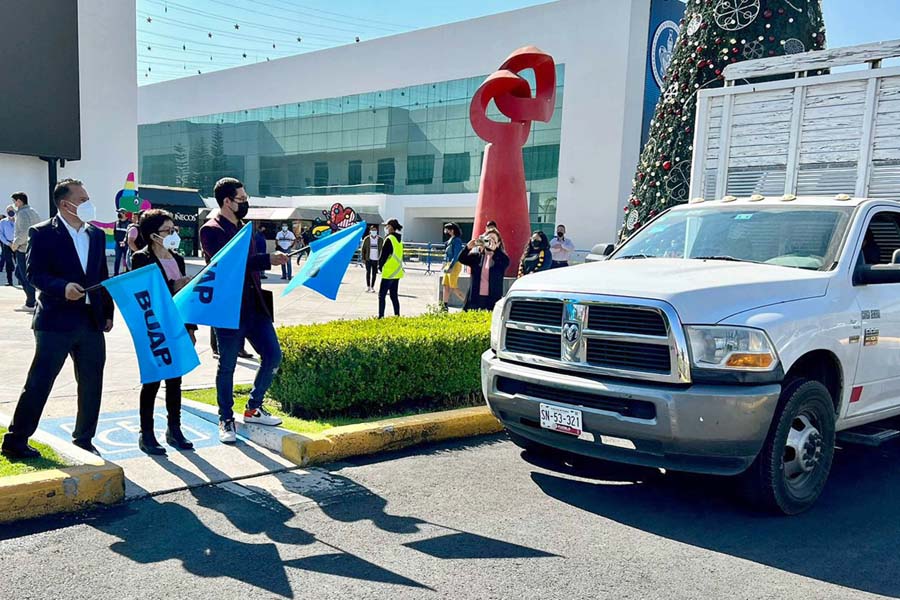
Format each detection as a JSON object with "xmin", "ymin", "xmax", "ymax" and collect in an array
[
  {"xmin": 551, "ymin": 260, "xmax": 569, "ymax": 269},
  {"xmin": 378, "ymin": 278, "xmax": 400, "ymax": 318},
  {"xmin": 114, "ymin": 243, "xmax": 127, "ymax": 276},
  {"xmin": 365, "ymin": 259, "xmax": 378, "ymax": 288},
  {"xmin": 214, "ymin": 311, "xmax": 282, "ymax": 421},
  {"xmin": 1, "ymin": 244, "xmax": 14, "ymax": 284},
  {"xmin": 4, "ymin": 311, "xmax": 105, "ymax": 448},
  {"xmin": 281, "ymin": 259, "xmax": 293, "ymax": 279},
  {"xmin": 15, "ymin": 250, "xmax": 35, "ymax": 307}
]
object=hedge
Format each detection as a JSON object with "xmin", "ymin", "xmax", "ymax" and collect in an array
[{"xmin": 271, "ymin": 311, "xmax": 491, "ymax": 418}]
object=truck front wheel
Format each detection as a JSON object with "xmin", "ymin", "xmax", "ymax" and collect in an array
[{"xmin": 742, "ymin": 380, "xmax": 836, "ymax": 515}]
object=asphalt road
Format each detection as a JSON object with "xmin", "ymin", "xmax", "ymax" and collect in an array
[{"xmin": 1, "ymin": 434, "xmax": 899, "ymax": 600}]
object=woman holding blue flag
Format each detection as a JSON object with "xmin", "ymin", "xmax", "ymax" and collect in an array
[{"xmin": 131, "ymin": 209, "xmax": 197, "ymax": 455}]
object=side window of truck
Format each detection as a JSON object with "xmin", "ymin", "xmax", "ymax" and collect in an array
[{"xmin": 858, "ymin": 212, "xmax": 900, "ymax": 269}]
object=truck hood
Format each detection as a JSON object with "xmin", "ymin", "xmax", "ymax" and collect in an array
[{"xmin": 509, "ymin": 258, "xmax": 830, "ymax": 324}]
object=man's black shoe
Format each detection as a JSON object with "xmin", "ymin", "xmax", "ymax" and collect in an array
[
  {"xmin": 1, "ymin": 444, "xmax": 40, "ymax": 459},
  {"xmin": 237, "ymin": 349, "xmax": 255, "ymax": 359},
  {"xmin": 72, "ymin": 440, "xmax": 101, "ymax": 456}
]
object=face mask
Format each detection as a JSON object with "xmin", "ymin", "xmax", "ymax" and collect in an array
[
  {"xmin": 232, "ymin": 199, "xmax": 249, "ymax": 220},
  {"xmin": 70, "ymin": 200, "xmax": 96, "ymax": 222},
  {"xmin": 531, "ymin": 241, "xmax": 541, "ymax": 249},
  {"xmin": 155, "ymin": 232, "xmax": 181, "ymax": 250},
  {"xmin": 557, "ymin": 231, "xmax": 564, "ymax": 237},
  {"xmin": 6, "ymin": 211, "xmax": 13, "ymax": 218},
  {"xmin": 370, "ymin": 231, "xmax": 377, "ymax": 238},
  {"xmin": 282, "ymin": 226, "xmax": 288, "ymax": 232}
]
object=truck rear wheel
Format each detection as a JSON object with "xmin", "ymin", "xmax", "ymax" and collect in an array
[{"xmin": 742, "ymin": 380, "xmax": 835, "ymax": 515}]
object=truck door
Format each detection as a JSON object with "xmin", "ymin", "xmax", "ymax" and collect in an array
[{"xmin": 849, "ymin": 209, "xmax": 900, "ymax": 417}]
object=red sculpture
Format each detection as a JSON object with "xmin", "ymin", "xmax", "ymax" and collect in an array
[{"xmin": 470, "ymin": 46, "xmax": 557, "ymax": 276}]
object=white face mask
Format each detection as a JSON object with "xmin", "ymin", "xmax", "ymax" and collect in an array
[
  {"xmin": 70, "ymin": 200, "xmax": 96, "ymax": 223},
  {"xmin": 155, "ymin": 232, "xmax": 181, "ymax": 250},
  {"xmin": 282, "ymin": 226, "xmax": 288, "ymax": 231},
  {"xmin": 370, "ymin": 231, "xmax": 377, "ymax": 238}
]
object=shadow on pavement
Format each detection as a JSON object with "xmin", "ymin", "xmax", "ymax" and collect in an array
[{"xmin": 526, "ymin": 442, "xmax": 900, "ymax": 598}]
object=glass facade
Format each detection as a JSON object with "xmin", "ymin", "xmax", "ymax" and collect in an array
[{"xmin": 138, "ymin": 65, "xmax": 564, "ymax": 231}]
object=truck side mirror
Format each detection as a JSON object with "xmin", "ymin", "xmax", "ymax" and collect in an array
[
  {"xmin": 854, "ymin": 264, "xmax": 900, "ymax": 286},
  {"xmin": 892, "ymin": 249, "xmax": 900, "ymax": 265},
  {"xmin": 586, "ymin": 242, "xmax": 615, "ymax": 262}
]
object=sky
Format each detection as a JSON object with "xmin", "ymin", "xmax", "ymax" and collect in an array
[{"xmin": 137, "ymin": 0, "xmax": 900, "ymax": 85}]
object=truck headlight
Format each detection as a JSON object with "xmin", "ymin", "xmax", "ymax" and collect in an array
[
  {"xmin": 490, "ymin": 298, "xmax": 507, "ymax": 352},
  {"xmin": 685, "ymin": 326, "xmax": 778, "ymax": 371}
]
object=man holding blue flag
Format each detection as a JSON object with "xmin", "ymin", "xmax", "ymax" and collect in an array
[{"xmin": 199, "ymin": 177, "xmax": 289, "ymax": 443}]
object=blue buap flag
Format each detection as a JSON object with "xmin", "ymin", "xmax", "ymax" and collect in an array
[
  {"xmin": 283, "ymin": 221, "xmax": 367, "ymax": 300},
  {"xmin": 102, "ymin": 265, "xmax": 200, "ymax": 384},
  {"xmin": 174, "ymin": 221, "xmax": 253, "ymax": 329}
]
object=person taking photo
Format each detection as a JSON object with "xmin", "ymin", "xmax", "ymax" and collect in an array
[{"xmin": 458, "ymin": 228, "xmax": 509, "ymax": 312}]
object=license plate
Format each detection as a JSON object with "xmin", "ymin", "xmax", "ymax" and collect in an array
[{"xmin": 539, "ymin": 403, "xmax": 583, "ymax": 437}]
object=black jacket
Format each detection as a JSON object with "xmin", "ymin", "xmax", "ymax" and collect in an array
[
  {"xmin": 27, "ymin": 216, "xmax": 114, "ymax": 332},
  {"xmin": 131, "ymin": 247, "xmax": 197, "ymax": 331},
  {"xmin": 458, "ymin": 246, "xmax": 509, "ymax": 310}
]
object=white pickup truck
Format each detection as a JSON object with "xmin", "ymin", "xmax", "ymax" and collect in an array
[
  {"xmin": 481, "ymin": 42, "xmax": 900, "ymax": 514},
  {"xmin": 482, "ymin": 195, "xmax": 900, "ymax": 514}
]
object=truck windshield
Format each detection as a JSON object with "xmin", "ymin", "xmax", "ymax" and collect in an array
[{"xmin": 613, "ymin": 206, "xmax": 854, "ymax": 270}]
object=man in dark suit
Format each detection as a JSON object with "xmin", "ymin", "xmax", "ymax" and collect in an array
[
  {"xmin": 200, "ymin": 177, "xmax": 288, "ymax": 444},
  {"xmin": 1, "ymin": 179, "xmax": 114, "ymax": 458}
]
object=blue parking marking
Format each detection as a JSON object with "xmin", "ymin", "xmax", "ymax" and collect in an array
[{"xmin": 39, "ymin": 408, "xmax": 223, "ymax": 460}]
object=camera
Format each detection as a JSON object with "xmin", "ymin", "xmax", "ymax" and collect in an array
[{"xmin": 475, "ymin": 234, "xmax": 491, "ymax": 246}]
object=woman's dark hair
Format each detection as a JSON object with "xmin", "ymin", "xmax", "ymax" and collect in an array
[
  {"xmin": 524, "ymin": 230, "xmax": 550, "ymax": 255},
  {"xmin": 139, "ymin": 208, "xmax": 175, "ymax": 242},
  {"xmin": 485, "ymin": 229, "xmax": 504, "ymax": 252},
  {"xmin": 444, "ymin": 222, "xmax": 461, "ymax": 237}
]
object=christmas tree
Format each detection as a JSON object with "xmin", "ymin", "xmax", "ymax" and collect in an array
[{"xmin": 621, "ymin": 0, "xmax": 826, "ymax": 239}]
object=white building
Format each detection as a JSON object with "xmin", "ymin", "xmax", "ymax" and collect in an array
[
  {"xmin": 0, "ymin": 0, "xmax": 137, "ymax": 221},
  {"xmin": 138, "ymin": 0, "xmax": 681, "ymax": 245}
]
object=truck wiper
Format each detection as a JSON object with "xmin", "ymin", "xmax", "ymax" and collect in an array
[
  {"xmin": 692, "ymin": 255, "xmax": 753, "ymax": 263},
  {"xmin": 617, "ymin": 254, "xmax": 654, "ymax": 260}
]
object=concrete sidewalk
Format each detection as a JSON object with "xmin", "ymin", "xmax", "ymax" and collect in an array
[
  {"xmin": 0, "ymin": 258, "xmax": 439, "ymax": 417},
  {"xmin": 0, "ymin": 258, "xmax": 440, "ymax": 500}
]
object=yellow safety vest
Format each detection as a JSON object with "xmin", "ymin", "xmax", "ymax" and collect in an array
[{"xmin": 382, "ymin": 234, "xmax": 404, "ymax": 279}]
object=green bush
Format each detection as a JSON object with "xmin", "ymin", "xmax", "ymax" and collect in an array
[{"xmin": 271, "ymin": 311, "xmax": 491, "ymax": 418}]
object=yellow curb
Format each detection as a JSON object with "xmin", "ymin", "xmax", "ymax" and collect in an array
[
  {"xmin": 282, "ymin": 405, "xmax": 503, "ymax": 466},
  {"xmin": 0, "ymin": 460, "xmax": 124, "ymax": 525}
]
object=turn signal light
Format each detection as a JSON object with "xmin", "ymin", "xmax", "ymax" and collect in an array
[{"xmin": 726, "ymin": 353, "xmax": 774, "ymax": 368}]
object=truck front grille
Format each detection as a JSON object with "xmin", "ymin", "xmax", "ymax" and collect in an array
[
  {"xmin": 586, "ymin": 339, "xmax": 671, "ymax": 374},
  {"xmin": 500, "ymin": 296, "xmax": 685, "ymax": 384}
]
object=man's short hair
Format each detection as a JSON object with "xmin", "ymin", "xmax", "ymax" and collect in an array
[
  {"xmin": 53, "ymin": 179, "xmax": 83, "ymax": 207},
  {"xmin": 11, "ymin": 192, "xmax": 27, "ymax": 204},
  {"xmin": 486, "ymin": 220, "xmax": 497, "ymax": 228},
  {"xmin": 213, "ymin": 177, "xmax": 244, "ymax": 207}
]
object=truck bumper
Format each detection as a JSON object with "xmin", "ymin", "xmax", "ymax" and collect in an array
[{"xmin": 481, "ymin": 351, "xmax": 781, "ymax": 476}]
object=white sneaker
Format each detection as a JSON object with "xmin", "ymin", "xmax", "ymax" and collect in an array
[
  {"xmin": 15, "ymin": 304, "xmax": 35, "ymax": 313},
  {"xmin": 219, "ymin": 419, "xmax": 237, "ymax": 443},
  {"xmin": 243, "ymin": 406, "xmax": 282, "ymax": 426}
]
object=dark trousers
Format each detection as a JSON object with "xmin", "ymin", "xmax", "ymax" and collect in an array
[
  {"xmin": 140, "ymin": 377, "xmax": 183, "ymax": 434},
  {"xmin": 4, "ymin": 313, "xmax": 105, "ymax": 448},
  {"xmin": 15, "ymin": 250, "xmax": 35, "ymax": 307},
  {"xmin": 365, "ymin": 259, "xmax": 378, "ymax": 287},
  {"xmin": 114, "ymin": 242, "xmax": 127, "ymax": 276},
  {"xmin": 1, "ymin": 244, "xmax": 14, "ymax": 284},
  {"xmin": 214, "ymin": 311, "xmax": 282, "ymax": 421},
  {"xmin": 281, "ymin": 260, "xmax": 293, "ymax": 279},
  {"xmin": 551, "ymin": 260, "xmax": 569, "ymax": 269},
  {"xmin": 378, "ymin": 278, "xmax": 400, "ymax": 318}
]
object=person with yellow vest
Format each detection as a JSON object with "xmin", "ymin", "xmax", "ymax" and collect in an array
[{"xmin": 377, "ymin": 218, "xmax": 404, "ymax": 318}]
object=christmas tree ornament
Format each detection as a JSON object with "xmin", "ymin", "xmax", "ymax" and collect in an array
[{"xmin": 620, "ymin": 0, "xmax": 824, "ymax": 239}]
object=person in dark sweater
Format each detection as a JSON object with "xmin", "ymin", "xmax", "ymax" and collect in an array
[
  {"xmin": 131, "ymin": 209, "xmax": 196, "ymax": 455},
  {"xmin": 518, "ymin": 230, "xmax": 552, "ymax": 277},
  {"xmin": 458, "ymin": 228, "xmax": 509, "ymax": 311},
  {"xmin": 254, "ymin": 223, "xmax": 269, "ymax": 279}
]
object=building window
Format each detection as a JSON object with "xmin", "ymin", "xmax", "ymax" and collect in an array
[
  {"xmin": 314, "ymin": 161, "xmax": 328, "ymax": 195},
  {"xmin": 523, "ymin": 144, "xmax": 560, "ymax": 181},
  {"xmin": 407, "ymin": 154, "xmax": 435, "ymax": 185},
  {"xmin": 442, "ymin": 152, "xmax": 470, "ymax": 183},
  {"xmin": 348, "ymin": 160, "xmax": 362, "ymax": 186},
  {"xmin": 377, "ymin": 158, "xmax": 395, "ymax": 194}
]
